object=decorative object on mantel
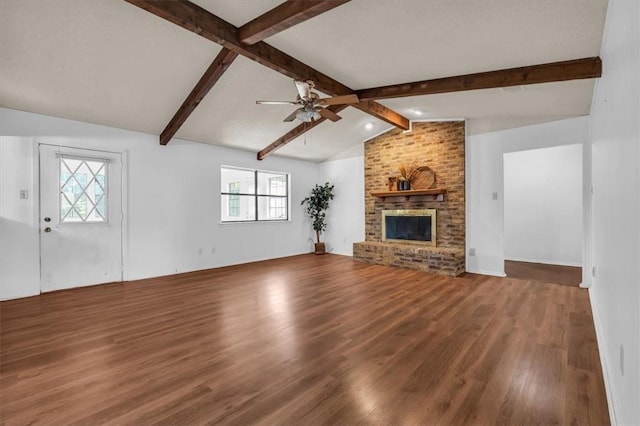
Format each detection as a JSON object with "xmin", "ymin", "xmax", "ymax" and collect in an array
[
  {"xmin": 301, "ymin": 182, "xmax": 335, "ymax": 255},
  {"xmin": 387, "ymin": 176, "xmax": 397, "ymax": 191},
  {"xmin": 371, "ymin": 188, "xmax": 447, "ymax": 201},
  {"xmin": 398, "ymin": 162, "xmax": 420, "ymax": 191},
  {"xmin": 411, "ymin": 166, "xmax": 436, "ymax": 189},
  {"xmin": 398, "ymin": 179, "xmax": 411, "ymax": 191}
]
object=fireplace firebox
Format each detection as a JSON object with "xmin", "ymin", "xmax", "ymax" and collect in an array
[{"xmin": 382, "ymin": 209, "xmax": 436, "ymax": 246}]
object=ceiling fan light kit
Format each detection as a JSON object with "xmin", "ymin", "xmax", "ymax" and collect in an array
[
  {"xmin": 257, "ymin": 79, "xmax": 359, "ymax": 123},
  {"xmin": 296, "ymin": 107, "xmax": 322, "ymax": 123}
]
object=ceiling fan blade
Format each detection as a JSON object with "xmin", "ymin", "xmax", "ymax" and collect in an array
[
  {"xmin": 294, "ymin": 80, "xmax": 311, "ymax": 100},
  {"xmin": 256, "ymin": 100, "xmax": 298, "ymax": 105},
  {"xmin": 283, "ymin": 109, "xmax": 300, "ymax": 122},
  {"xmin": 317, "ymin": 94, "xmax": 359, "ymax": 106},
  {"xmin": 318, "ymin": 107, "xmax": 342, "ymax": 122}
]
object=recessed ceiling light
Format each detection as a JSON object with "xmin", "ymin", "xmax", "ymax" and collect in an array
[{"xmin": 365, "ymin": 122, "xmax": 374, "ymax": 130}]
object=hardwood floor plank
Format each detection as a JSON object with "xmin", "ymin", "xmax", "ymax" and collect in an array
[
  {"xmin": 0, "ymin": 254, "xmax": 609, "ymax": 425},
  {"xmin": 568, "ymin": 311, "xmax": 602, "ymax": 372},
  {"xmin": 565, "ymin": 366, "xmax": 610, "ymax": 426},
  {"xmin": 519, "ymin": 343, "xmax": 566, "ymax": 425}
]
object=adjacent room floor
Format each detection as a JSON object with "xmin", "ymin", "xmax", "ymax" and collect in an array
[
  {"xmin": 505, "ymin": 260, "xmax": 583, "ymax": 287},
  {"xmin": 0, "ymin": 254, "xmax": 609, "ymax": 425}
]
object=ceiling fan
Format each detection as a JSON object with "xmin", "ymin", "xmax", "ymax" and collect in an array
[{"xmin": 256, "ymin": 80, "xmax": 359, "ymax": 123}]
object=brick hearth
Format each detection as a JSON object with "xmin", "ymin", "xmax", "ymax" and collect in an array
[{"xmin": 353, "ymin": 241, "xmax": 465, "ymax": 276}]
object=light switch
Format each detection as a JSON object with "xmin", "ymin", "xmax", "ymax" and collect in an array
[
  {"xmin": 19, "ymin": 190, "xmax": 28, "ymax": 199},
  {"xmin": 492, "ymin": 192, "xmax": 498, "ymax": 200}
]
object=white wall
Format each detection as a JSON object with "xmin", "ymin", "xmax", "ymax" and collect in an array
[
  {"xmin": 589, "ymin": 0, "xmax": 640, "ymax": 424},
  {"xmin": 0, "ymin": 137, "xmax": 40, "ymax": 299},
  {"xmin": 0, "ymin": 108, "xmax": 320, "ymax": 300},
  {"xmin": 466, "ymin": 116, "xmax": 591, "ymax": 277},
  {"xmin": 319, "ymin": 148, "xmax": 365, "ymax": 256},
  {"xmin": 504, "ymin": 144, "xmax": 583, "ymax": 266}
]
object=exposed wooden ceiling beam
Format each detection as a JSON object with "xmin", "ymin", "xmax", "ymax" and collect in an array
[
  {"xmin": 125, "ymin": 0, "xmax": 410, "ymax": 130},
  {"xmin": 160, "ymin": 48, "xmax": 238, "ymax": 145},
  {"xmin": 153, "ymin": 0, "xmax": 349, "ymax": 146},
  {"xmin": 354, "ymin": 101, "xmax": 410, "ymax": 129},
  {"xmin": 238, "ymin": 0, "xmax": 350, "ymax": 45},
  {"xmin": 257, "ymin": 105, "xmax": 348, "ymax": 160},
  {"xmin": 125, "ymin": 0, "xmax": 348, "ymax": 94},
  {"xmin": 356, "ymin": 57, "xmax": 603, "ymax": 101},
  {"xmin": 259, "ymin": 56, "xmax": 600, "ymax": 159},
  {"xmin": 125, "ymin": 1, "xmax": 238, "ymax": 48}
]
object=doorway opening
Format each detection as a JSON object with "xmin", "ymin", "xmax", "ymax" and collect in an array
[{"xmin": 503, "ymin": 144, "xmax": 583, "ymax": 286}]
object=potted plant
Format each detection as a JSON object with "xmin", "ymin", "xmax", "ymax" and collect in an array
[{"xmin": 301, "ymin": 182, "xmax": 335, "ymax": 254}]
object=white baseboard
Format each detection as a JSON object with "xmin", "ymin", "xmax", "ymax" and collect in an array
[
  {"xmin": 588, "ymin": 288, "xmax": 618, "ymax": 426},
  {"xmin": 327, "ymin": 251, "xmax": 353, "ymax": 257},
  {"xmin": 0, "ymin": 289, "xmax": 40, "ymax": 301}
]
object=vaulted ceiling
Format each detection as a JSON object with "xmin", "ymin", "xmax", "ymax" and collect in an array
[{"xmin": 0, "ymin": 0, "xmax": 608, "ymax": 162}]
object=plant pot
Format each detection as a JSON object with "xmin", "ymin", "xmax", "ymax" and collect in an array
[{"xmin": 314, "ymin": 242, "xmax": 326, "ymax": 255}]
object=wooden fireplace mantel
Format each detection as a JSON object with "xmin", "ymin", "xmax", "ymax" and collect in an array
[{"xmin": 371, "ymin": 188, "xmax": 447, "ymax": 201}]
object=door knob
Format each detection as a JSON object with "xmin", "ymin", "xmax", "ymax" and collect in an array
[{"xmin": 44, "ymin": 227, "xmax": 52, "ymax": 233}]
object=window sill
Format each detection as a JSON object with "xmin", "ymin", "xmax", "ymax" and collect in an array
[{"xmin": 219, "ymin": 219, "xmax": 291, "ymax": 225}]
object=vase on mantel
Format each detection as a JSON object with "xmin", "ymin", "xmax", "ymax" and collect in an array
[{"xmin": 397, "ymin": 180, "xmax": 411, "ymax": 191}]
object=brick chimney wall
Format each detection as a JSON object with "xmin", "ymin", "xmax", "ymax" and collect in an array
[{"xmin": 354, "ymin": 120, "xmax": 466, "ymax": 276}]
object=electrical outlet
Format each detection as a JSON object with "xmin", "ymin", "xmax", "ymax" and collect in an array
[
  {"xmin": 592, "ymin": 266, "xmax": 597, "ymax": 277},
  {"xmin": 19, "ymin": 190, "xmax": 28, "ymax": 199},
  {"xmin": 469, "ymin": 248, "xmax": 476, "ymax": 256},
  {"xmin": 492, "ymin": 192, "xmax": 498, "ymax": 200}
]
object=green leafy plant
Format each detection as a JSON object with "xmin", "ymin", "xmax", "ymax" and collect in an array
[{"xmin": 301, "ymin": 182, "xmax": 335, "ymax": 244}]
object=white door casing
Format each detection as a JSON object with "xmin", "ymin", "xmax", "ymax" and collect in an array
[{"xmin": 39, "ymin": 145, "xmax": 123, "ymax": 292}]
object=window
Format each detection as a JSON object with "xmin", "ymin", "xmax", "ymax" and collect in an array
[
  {"xmin": 59, "ymin": 157, "xmax": 107, "ymax": 223},
  {"xmin": 269, "ymin": 197, "xmax": 286, "ymax": 219},
  {"xmin": 221, "ymin": 166, "xmax": 289, "ymax": 222},
  {"xmin": 268, "ymin": 176, "xmax": 287, "ymax": 219},
  {"xmin": 228, "ymin": 182, "xmax": 240, "ymax": 217}
]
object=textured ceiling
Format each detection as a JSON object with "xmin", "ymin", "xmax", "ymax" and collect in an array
[{"xmin": 0, "ymin": 0, "xmax": 608, "ymax": 162}]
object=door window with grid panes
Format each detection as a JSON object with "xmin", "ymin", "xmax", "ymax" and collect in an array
[{"xmin": 59, "ymin": 156, "xmax": 108, "ymax": 223}]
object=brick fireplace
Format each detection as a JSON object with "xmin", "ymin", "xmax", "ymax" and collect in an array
[{"xmin": 353, "ymin": 121, "xmax": 466, "ymax": 276}]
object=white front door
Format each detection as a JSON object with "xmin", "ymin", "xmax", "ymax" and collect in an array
[{"xmin": 39, "ymin": 145, "xmax": 123, "ymax": 292}]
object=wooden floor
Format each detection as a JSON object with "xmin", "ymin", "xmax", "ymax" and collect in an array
[
  {"xmin": 1, "ymin": 254, "xmax": 609, "ymax": 425},
  {"xmin": 505, "ymin": 260, "xmax": 583, "ymax": 287}
]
